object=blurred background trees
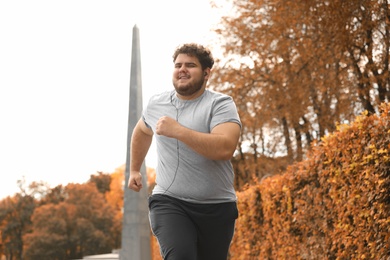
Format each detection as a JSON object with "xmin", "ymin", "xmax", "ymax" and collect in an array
[
  {"xmin": 0, "ymin": 170, "xmax": 124, "ymax": 260},
  {"xmin": 0, "ymin": 193, "xmax": 35, "ymax": 260},
  {"xmin": 210, "ymin": 0, "xmax": 390, "ymax": 188},
  {"xmin": 0, "ymin": 166, "xmax": 158, "ymax": 260}
]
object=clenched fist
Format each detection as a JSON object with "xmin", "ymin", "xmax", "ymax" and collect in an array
[
  {"xmin": 128, "ymin": 171, "xmax": 143, "ymax": 192},
  {"xmin": 155, "ymin": 116, "xmax": 181, "ymax": 138}
]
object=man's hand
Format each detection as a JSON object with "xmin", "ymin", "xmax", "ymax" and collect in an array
[
  {"xmin": 128, "ymin": 171, "xmax": 143, "ymax": 192},
  {"xmin": 155, "ymin": 116, "xmax": 181, "ymax": 138}
]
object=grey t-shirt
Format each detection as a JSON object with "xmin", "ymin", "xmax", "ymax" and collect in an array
[{"xmin": 143, "ymin": 89, "xmax": 241, "ymax": 203}]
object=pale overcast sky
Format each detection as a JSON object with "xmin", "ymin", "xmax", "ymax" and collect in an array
[{"xmin": 0, "ymin": 0, "xmax": 228, "ymax": 199}]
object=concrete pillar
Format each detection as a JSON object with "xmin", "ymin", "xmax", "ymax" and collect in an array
[{"xmin": 120, "ymin": 24, "xmax": 151, "ymax": 260}]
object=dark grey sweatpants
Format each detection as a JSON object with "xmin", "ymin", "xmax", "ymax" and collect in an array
[{"xmin": 148, "ymin": 194, "xmax": 238, "ymax": 260}]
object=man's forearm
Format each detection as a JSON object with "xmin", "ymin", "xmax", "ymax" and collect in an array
[
  {"xmin": 155, "ymin": 116, "xmax": 240, "ymax": 161},
  {"xmin": 178, "ymin": 130, "xmax": 230, "ymax": 160},
  {"xmin": 175, "ymin": 123, "xmax": 240, "ymax": 161},
  {"xmin": 130, "ymin": 126, "xmax": 153, "ymax": 172}
]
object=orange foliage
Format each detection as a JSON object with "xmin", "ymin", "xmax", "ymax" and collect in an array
[
  {"xmin": 229, "ymin": 103, "xmax": 390, "ymax": 259},
  {"xmin": 151, "ymin": 236, "xmax": 162, "ymax": 260},
  {"xmin": 106, "ymin": 165, "xmax": 125, "ymax": 210},
  {"xmin": 105, "ymin": 166, "xmax": 125, "ymax": 250},
  {"xmin": 23, "ymin": 183, "xmax": 116, "ymax": 259},
  {"xmin": 212, "ymin": 0, "xmax": 389, "ymax": 180}
]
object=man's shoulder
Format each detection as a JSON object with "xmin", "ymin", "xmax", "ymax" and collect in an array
[
  {"xmin": 149, "ymin": 90, "xmax": 174, "ymax": 103},
  {"xmin": 205, "ymin": 89, "xmax": 233, "ymax": 103}
]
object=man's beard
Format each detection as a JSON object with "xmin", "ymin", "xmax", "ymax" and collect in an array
[{"xmin": 173, "ymin": 76, "xmax": 205, "ymax": 97}]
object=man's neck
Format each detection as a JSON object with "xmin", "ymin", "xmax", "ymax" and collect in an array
[{"xmin": 176, "ymin": 87, "xmax": 206, "ymax": 101}]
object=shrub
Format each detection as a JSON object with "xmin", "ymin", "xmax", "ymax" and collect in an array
[{"xmin": 230, "ymin": 103, "xmax": 390, "ymax": 259}]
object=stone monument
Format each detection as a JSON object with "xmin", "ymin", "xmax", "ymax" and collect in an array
[{"xmin": 120, "ymin": 24, "xmax": 151, "ymax": 260}]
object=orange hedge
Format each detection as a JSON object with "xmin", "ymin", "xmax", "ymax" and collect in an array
[{"xmin": 230, "ymin": 103, "xmax": 390, "ymax": 259}]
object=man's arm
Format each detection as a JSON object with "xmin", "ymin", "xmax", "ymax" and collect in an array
[
  {"xmin": 128, "ymin": 118, "xmax": 153, "ymax": 192},
  {"xmin": 156, "ymin": 116, "xmax": 240, "ymax": 161}
]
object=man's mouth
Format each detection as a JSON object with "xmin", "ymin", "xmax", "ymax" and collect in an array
[{"xmin": 179, "ymin": 74, "xmax": 190, "ymax": 79}]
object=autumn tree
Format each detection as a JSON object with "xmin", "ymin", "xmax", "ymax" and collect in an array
[
  {"xmin": 210, "ymin": 0, "xmax": 390, "ymax": 188},
  {"xmin": 0, "ymin": 177, "xmax": 48, "ymax": 260},
  {"xmin": 23, "ymin": 183, "xmax": 115, "ymax": 260},
  {"xmin": 0, "ymin": 194, "xmax": 35, "ymax": 260},
  {"xmin": 89, "ymin": 171, "xmax": 111, "ymax": 194},
  {"xmin": 0, "ymin": 170, "xmax": 127, "ymax": 259},
  {"xmin": 38, "ymin": 184, "xmax": 66, "ymax": 205},
  {"xmin": 104, "ymin": 166, "xmax": 125, "ymax": 250}
]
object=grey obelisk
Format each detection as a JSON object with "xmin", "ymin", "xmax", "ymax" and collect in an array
[{"xmin": 120, "ymin": 24, "xmax": 151, "ymax": 260}]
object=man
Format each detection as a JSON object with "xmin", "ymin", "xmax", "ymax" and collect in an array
[{"xmin": 128, "ymin": 43, "xmax": 241, "ymax": 260}]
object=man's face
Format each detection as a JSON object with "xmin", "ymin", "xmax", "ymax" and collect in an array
[{"xmin": 172, "ymin": 54, "xmax": 207, "ymax": 98}]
